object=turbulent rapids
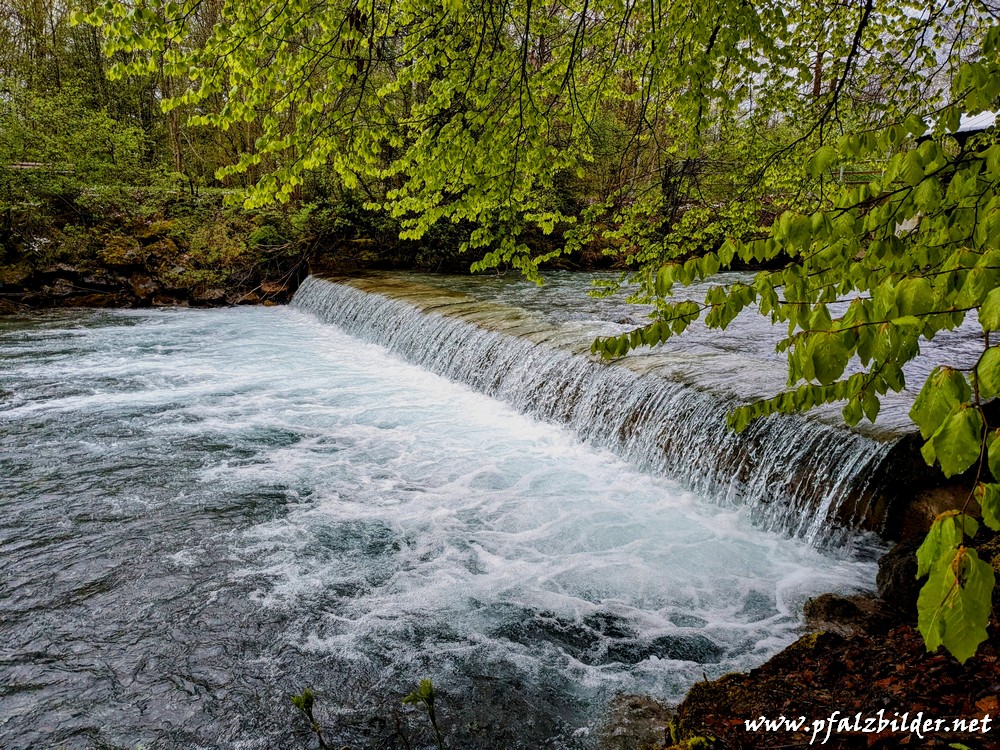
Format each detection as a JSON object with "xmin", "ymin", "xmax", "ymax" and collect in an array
[
  {"xmin": 293, "ymin": 273, "xmax": 899, "ymax": 544},
  {"xmin": 0, "ymin": 279, "xmax": 884, "ymax": 749}
]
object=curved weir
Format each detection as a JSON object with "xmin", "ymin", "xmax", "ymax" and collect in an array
[{"xmin": 293, "ymin": 274, "xmax": 897, "ymax": 545}]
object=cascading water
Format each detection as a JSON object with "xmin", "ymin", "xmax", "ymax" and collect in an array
[
  {"xmin": 292, "ymin": 274, "xmax": 897, "ymax": 545},
  {"xmin": 0, "ymin": 303, "xmax": 877, "ymax": 750}
]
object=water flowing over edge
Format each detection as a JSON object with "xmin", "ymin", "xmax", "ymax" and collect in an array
[{"xmin": 292, "ymin": 275, "xmax": 895, "ymax": 547}]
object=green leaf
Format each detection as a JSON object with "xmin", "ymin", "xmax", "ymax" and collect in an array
[
  {"xmin": 976, "ymin": 483, "xmax": 1000, "ymax": 531},
  {"xmin": 807, "ymin": 145, "xmax": 837, "ymax": 178},
  {"xmin": 916, "ymin": 512, "xmax": 978, "ymax": 578},
  {"xmin": 917, "ymin": 547, "xmax": 994, "ymax": 664},
  {"xmin": 654, "ymin": 266, "xmax": 673, "ymax": 297},
  {"xmin": 913, "ymin": 177, "xmax": 942, "ymax": 213},
  {"xmin": 902, "ymin": 152, "xmax": 925, "ymax": 186},
  {"xmin": 896, "ymin": 277, "xmax": 934, "ymax": 316},
  {"xmin": 909, "ymin": 368, "xmax": 971, "ymax": 440},
  {"xmin": 931, "ymin": 405, "xmax": 984, "ymax": 478},
  {"xmin": 988, "ymin": 429, "xmax": 1000, "ymax": 479},
  {"xmin": 921, "ymin": 437, "xmax": 937, "ymax": 467},
  {"xmin": 728, "ymin": 406, "xmax": 752, "ymax": 434},
  {"xmin": 904, "ymin": 113, "xmax": 929, "ymax": 138},
  {"xmin": 981, "ymin": 288, "xmax": 1000, "ymax": 331},
  {"xmin": 810, "ymin": 332, "xmax": 849, "ymax": 385},
  {"xmin": 291, "ymin": 688, "xmax": 315, "ymax": 714},
  {"xmin": 978, "ymin": 347, "xmax": 1000, "ymax": 399},
  {"xmin": 402, "ymin": 678, "xmax": 435, "ymax": 706}
]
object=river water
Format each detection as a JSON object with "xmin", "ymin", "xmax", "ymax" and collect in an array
[{"xmin": 1, "ymin": 300, "xmax": 875, "ymax": 749}]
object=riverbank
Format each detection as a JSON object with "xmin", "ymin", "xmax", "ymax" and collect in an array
[
  {"xmin": 0, "ymin": 183, "xmax": 619, "ymax": 313},
  {"xmin": 0, "ymin": 186, "xmax": 304, "ymax": 311}
]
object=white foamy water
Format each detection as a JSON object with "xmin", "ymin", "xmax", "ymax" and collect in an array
[
  {"xmin": 293, "ymin": 275, "xmax": 901, "ymax": 542},
  {"xmin": 0, "ymin": 307, "xmax": 874, "ymax": 749}
]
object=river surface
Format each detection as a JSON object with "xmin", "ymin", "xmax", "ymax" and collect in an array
[{"xmin": 1, "ymin": 304, "xmax": 875, "ymax": 749}]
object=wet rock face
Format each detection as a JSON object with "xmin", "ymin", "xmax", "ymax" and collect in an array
[
  {"xmin": 45, "ymin": 277, "xmax": 77, "ymax": 296},
  {"xmin": 876, "ymin": 540, "xmax": 922, "ymax": 621},
  {"xmin": 129, "ymin": 273, "xmax": 158, "ymax": 299},
  {"xmin": 876, "ymin": 431, "xmax": 984, "ymax": 543},
  {"xmin": 152, "ymin": 294, "xmax": 189, "ymax": 307},
  {"xmin": 499, "ymin": 609, "xmax": 725, "ymax": 667},
  {"xmin": 598, "ymin": 694, "xmax": 674, "ymax": 750},
  {"xmin": 261, "ymin": 280, "xmax": 289, "ymax": 295},
  {"xmin": 230, "ymin": 290, "xmax": 261, "ymax": 305},
  {"xmin": 70, "ymin": 293, "xmax": 130, "ymax": 308},
  {"xmin": 193, "ymin": 286, "xmax": 227, "ymax": 304},
  {"xmin": 803, "ymin": 593, "xmax": 897, "ymax": 636}
]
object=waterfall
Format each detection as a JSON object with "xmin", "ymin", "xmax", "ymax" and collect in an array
[{"xmin": 292, "ymin": 274, "xmax": 895, "ymax": 545}]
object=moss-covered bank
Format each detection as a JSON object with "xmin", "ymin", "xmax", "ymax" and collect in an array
[
  {"xmin": 1, "ymin": 186, "xmax": 308, "ymax": 310},
  {"xmin": 0, "ymin": 183, "xmax": 623, "ymax": 312}
]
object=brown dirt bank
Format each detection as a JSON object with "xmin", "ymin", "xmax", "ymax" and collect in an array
[{"xmin": 658, "ymin": 624, "xmax": 1000, "ymax": 750}]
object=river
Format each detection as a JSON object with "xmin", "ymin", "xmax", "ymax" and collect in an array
[{"xmin": 1, "ymin": 285, "xmax": 876, "ymax": 748}]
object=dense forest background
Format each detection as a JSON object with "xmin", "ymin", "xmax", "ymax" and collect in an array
[
  {"xmin": 0, "ymin": 0, "xmax": 508, "ymax": 307},
  {"xmin": 2, "ymin": 0, "xmax": 957, "ymax": 301}
]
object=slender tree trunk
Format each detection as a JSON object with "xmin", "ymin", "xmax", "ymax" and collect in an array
[{"xmin": 813, "ymin": 49, "xmax": 824, "ymax": 98}]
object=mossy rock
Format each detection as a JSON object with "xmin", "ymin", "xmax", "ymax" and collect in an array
[
  {"xmin": 146, "ymin": 238, "xmax": 183, "ymax": 265},
  {"xmin": 136, "ymin": 218, "xmax": 179, "ymax": 240},
  {"xmin": 0, "ymin": 263, "xmax": 33, "ymax": 286},
  {"xmin": 99, "ymin": 234, "xmax": 143, "ymax": 267}
]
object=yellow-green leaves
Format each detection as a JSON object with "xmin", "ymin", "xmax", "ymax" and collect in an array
[
  {"xmin": 980, "ymin": 289, "xmax": 1000, "ymax": 331},
  {"xmin": 917, "ymin": 546, "xmax": 994, "ymax": 664},
  {"xmin": 895, "ymin": 277, "xmax": 934, "ymax": 317},
  {"xmin": 916, "ymin": 512, "xmax": 979, "ymax": 578},
  {"xmin": 910, "ymin": 369, "xmax": 984, "ymax": 477},
  {"xmin": 987, "ymin": 427, "xmax": 1000, "ymax": 473},
  {"xmin": 975, "ymin": 483, "xmax": 1000, "ymax": 531},
  {"xmin": 977, "ymin": 348, "xmax": 1000, "ymax": 399},
  {"xmin": 807, "ymin": 144, "xmax": 837, "ymax": 178},
  {"xmin": 910, "ymin": 368, "xmax": 972, "ymax": 440},
  {"xmin": 928, "ymin": 405, "xmax": 984, "ymax": 478},
  {"xmin": 913, "ymin": 177, "xmax": 942, "ymax": 213},
  {"xmin": 591, "ymin": 300, "xmax": 703, "ymax": 359},
  {"xmin": 916, "ymin": 514, "xmax": 993, "ymax": 664},
  {"xmin": 902, "ymin": 151, "xmax": 927, "ymax": 187},
  {"xmin": 809, "ymin": 332, "xmax": 850, "ymax": 386}
]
